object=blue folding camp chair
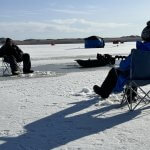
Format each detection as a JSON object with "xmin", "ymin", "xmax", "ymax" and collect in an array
[{"xmin": 121, "ymin": 49, "xmax": 150, "ymax": 111}]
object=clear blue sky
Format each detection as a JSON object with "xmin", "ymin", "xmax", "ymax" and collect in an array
[{"xmin": 0, "ymin": 0, "xmax": 150, "ymax": 40}]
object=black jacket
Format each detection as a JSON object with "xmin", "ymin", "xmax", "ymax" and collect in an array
[{"xmin": 0, "ymin": 44, "xmax": 23, "ymax": 62}]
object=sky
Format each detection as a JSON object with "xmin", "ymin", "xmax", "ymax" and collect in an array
[{"xmin": 0, "ymin": 0, "xmax": 150, "ymax": 40}]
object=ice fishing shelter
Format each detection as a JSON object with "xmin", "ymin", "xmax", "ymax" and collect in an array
[{"xmin": 84, "ymin": 36, "xmax": 105, "ymax": 48}]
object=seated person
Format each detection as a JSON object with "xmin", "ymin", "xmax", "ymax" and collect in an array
[
  {"xmin": 0, "ymin": 38, "xmax": 34, "ymax": 75},
  {"xmin": 93, "ymin": 21, "xmax": 150, "ymax": 103}
]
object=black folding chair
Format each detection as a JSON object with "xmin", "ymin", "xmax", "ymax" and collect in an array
[{"xmin": 121, "ymin": 49, "xmax": 150, "ymax": 111}]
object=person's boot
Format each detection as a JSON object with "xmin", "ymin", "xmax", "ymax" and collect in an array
[
  {"xmin": 23, "ymin": 70, "xmax": 34, "ymax": 74},
  {"xmin": 93, "ymin": 85, "xmax": 108, "ymax": 98},
  {"xmin": 12, "ymin": 70, "xmax": 20, "ymax": 75}
]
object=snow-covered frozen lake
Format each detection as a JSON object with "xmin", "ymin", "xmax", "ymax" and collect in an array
[{"xmin": 0, "ymin": 42, "xmax": 150, "ymax": 150}]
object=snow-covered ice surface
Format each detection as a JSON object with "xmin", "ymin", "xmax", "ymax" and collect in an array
[{"xmin": 0, "ymin": 42, "xmax": 150, "ymax": 150}]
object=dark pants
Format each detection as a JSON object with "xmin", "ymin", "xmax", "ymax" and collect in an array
[
  {"xmin": 100, "ymin": 68, "xmax": 137, "ymax": 98},
  {"xmin": 4, "ymin": 53, "xmax": 31, "ymax": 73},
  {"xmin": 100, "ymin": 68, "xmax": 120, "ymax": 97}
]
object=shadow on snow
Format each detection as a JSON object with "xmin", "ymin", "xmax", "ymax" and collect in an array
[{"xmin": 0, "ymin": 98, "xmax": 148, "ymax": 150}]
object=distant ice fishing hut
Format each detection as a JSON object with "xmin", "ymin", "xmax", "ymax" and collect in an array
[{"xmin": 84, "ymin": 36, "xmax": 105, "ymax": 48}]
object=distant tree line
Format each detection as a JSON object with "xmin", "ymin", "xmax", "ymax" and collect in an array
[{"xmin": 0, "ymin": 36, "xmax": 141, "ymax": 45}]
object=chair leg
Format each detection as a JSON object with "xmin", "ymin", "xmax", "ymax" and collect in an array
[
  {"xmin": 2, "ymin": 60, "xmax": 22, "ymax": 76},
  {"xmin": 120, "ymin": 86, "xmax": 133, "ymax": 110},
  {"xmin": 128, "ymin": 86, "xmax": 133, "ymax": 110},
  {"xmin": 132, "ymin": 87, "xmax": 150, "ymax": 110},
  {"xmin": 121, "ymin": 83, "xmax": 150, "ymax": 111},
  {"xmin": 2, "ymin": 61, "xmax": 10, "ymax": 75},
  {"xmin": 120, "ymin": 89, "xmax": 127, "ymax": 106},
  {"xmin": 120, "ymin": 85, "xmax": 136, "ymax": 111}
]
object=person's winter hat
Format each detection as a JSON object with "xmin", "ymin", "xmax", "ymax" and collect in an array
[
  {"xmin": 5, "ymin": 38, "xmax": 12, "ymax": 43},
  {"xmin": 141, "ymin": 21, "xmax": 150, "ymax": 41}
]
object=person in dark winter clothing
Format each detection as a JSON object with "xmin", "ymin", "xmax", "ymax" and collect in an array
[
  {"xmin": 0, "ymin": 38, "xmax": 34, "ymax": 75},
  {"xmin": 93, "ymin": 21, "xmax": 150, "ymax": 103}
]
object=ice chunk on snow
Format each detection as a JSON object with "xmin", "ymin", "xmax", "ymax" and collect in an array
[
  {"xmin": 81, "ymin": 87, "xmax": 91, "ymax": 93},
  {"xmin": 73, "ymin": 87, "xmax": 93, "ymax": 96}
]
